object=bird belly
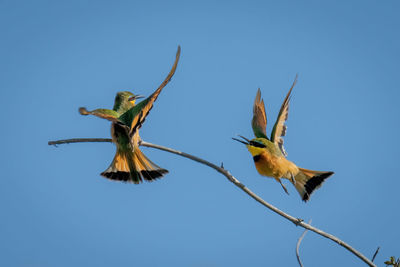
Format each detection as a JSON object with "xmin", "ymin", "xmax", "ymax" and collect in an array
[{"xmin": 254, "ymin": 152, "xmax": 298, "ymax": 179}]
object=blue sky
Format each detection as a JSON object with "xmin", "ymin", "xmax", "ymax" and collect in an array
[{"xmin": 1, "ymin": 0, "xmax": 399, "ymax": 266}]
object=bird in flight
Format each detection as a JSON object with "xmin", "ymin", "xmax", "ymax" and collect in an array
[
  {"xmin": 233, "ymin": 75, "xmax": 334, "ymax": 201},
  {"xmin": 79, "ymin": 46, "xmax": 181, "ymax": 183}
]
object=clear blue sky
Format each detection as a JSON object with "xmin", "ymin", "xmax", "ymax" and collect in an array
[{"xmin": 1, "ymin": 1, "xmax": 399, "ymax": 266}]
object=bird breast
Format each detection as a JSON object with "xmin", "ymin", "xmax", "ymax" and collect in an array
[{"xmin": 254, "ymin": 151, "xmax": 298, "ymax": 179}]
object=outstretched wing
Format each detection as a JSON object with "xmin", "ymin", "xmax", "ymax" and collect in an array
[
  {"xmin": 251, "ymin": 88, "xmax": 269, "ymax": 139},
  {"xmin": 118, "ymin": 45, "xmax": 181, "ymax": 136},
  {"xmin": 79, "ymin": 107, "xmax": 120, "ymax": 122},
  {"xmin": 270, "ymin": 75, "xmax": 297, "ymax": 156}
]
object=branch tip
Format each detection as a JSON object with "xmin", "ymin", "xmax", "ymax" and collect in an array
[
  {"xmin": 371, "ymin": 246, "xmax": 380, "ymax": 262},
  {"xmin": 296, "ymin": 219, "xmax": 312, "ymax": 267}
]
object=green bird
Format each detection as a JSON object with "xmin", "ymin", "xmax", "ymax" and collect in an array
[{"xmin": 78, "ymin": 46, "xmax": 181, "ymax": 183}]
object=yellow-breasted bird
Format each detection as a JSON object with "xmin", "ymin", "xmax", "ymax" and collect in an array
[
  {"xmin": 78, "ymin": 46, "xmax": 181, "ymax": 183},
  {"xmin": 233, "ymin": 76, "xmax": 334, "ymax": 201}
]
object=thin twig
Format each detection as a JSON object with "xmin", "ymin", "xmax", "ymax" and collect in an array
[
  {"xmin": 48, "ymin": 138, "xmax": 377, "ymax": 267},
  {"xmin": 371, "ymin": 246, "xmax": 380, "ymax": 262},
  {"xmin": 296, "ymin": 219, "xmax": 312, "ymax": 267},
  {"xmin": 48, "ymin": 138, "xmax": 112, "ymax": 146}
]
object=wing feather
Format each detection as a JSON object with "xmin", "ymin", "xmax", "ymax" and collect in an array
[
  {"xmin": 251, "ymin": 88, "xmax": 269, "ymax": 139},
  {"xmin": 270, "ymin": 75, "xmax": 297, "ymax": 156},
  {"xmin": 118, "ymin": 46, "xmax": 181, "ymax": 136},
  {"xmin": 79, "ymin": 107, "xmax": 120, "ymax": 122}
]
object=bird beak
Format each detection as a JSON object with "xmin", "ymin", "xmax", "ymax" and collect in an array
[
  {"xmin": 129, "ymin": 95, "xmax": 145, "ymax": 101},
  {"xmin": 232, "ymin": 135, "xmax": 250, "ymax": 145}
]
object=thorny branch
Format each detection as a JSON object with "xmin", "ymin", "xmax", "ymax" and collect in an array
[{"xmin": 48, "ymin": 138, "xmax": 377, "ymax": 267}]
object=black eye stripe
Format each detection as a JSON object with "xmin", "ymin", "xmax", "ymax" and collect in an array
[{"xmin": 250, "ymin": 141, "xmax": 266, "ymax": 148}]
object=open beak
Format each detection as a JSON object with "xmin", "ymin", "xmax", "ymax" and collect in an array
[
  {"xmin": 129, "ymin": 95, "xmax": 145, "ymax": 101},
  {"xmin": 232, "ymin": 135, "xmax": 250, "ymax": 145}
]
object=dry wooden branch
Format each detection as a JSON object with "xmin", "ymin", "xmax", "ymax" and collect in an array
[
  {"xmin": 371, "ymin": 246, "xmax": 380, "ymax": 262},
  {"xmin": 48, "ymin": 138, "xmax": 112, "ymax": 146},
  {"xmin": 48, "ymin": 138, "xmax": 377, "ymax": 267},
  {"xmin": 296, "ymin": 219, "xmax": 312, "ymax": 267}
]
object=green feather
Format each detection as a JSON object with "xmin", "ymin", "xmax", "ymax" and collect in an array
[
  {"xmin": 118, "ymin": 97, "xmax": 151, "ymax": 127},
  {"xmin": 92, "ymin": 109, "xmax": 120, "ymax": 118},
  {"xmin": 113, "ymin": 91, "xmax": 134, "ymax": 114}
]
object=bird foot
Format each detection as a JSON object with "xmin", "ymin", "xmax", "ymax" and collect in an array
[
  {"xmin": 278, "ymin": 179, "xmax": 290, "ymax": 195},
  {"xmin": 290, "ymin": 173, "xmax": 296, "ymax": 185}
]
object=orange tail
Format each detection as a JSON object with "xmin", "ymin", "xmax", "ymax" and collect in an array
[
  {"xmin": 101, "ymin": 147, "xmax": 168, "ymax": 183},
  {"xmin": 293, "ymin": 168, "xmax": 334, "ymax": 202}
]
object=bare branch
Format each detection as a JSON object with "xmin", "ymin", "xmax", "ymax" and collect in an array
[
  {"xmin": 140, "ymin": 141, "xmax": 376, "ymax": 267},
  {"xmin": 371, "ymin": 246, "xmax": 380, "ymax": 262},
  {"xmin": 48, "ymin": 138, "xmax": 112, "ymax": 146},
  {"xmin": 48, "ymin": 138, "xmax": 377, "ymax": 267},
  {"xmin": 296, "ymin": 219, "xmax": 312, "ymax": 267}
]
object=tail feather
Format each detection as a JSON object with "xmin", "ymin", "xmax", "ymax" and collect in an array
[
  {"xmin": 293, "ymin": 168, "xmax": 334, "ymax": 202},
  {"xmin": 101, "ymin": 147, "xmax": 168, "ymax": 183},
  {"xmin": 133, "ymin": 148, "xmax": 168, "ymax": 181}
]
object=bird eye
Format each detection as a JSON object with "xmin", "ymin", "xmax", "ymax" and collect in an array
[{"xmin": 250, "ymin": 141, "xmax": 266, "ymax": 148}]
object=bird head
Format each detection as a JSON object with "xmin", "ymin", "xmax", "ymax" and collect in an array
[
  {"xmin": 113, "ymin": 91, "xmax": 144, "ymax": 113},
  {"xmin": 233, "ymin": 135, "xmax": 269, "ymax": 156}
]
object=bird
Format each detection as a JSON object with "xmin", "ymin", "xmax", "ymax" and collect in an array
[
  {"xmin": 78, "ymin": 46, "xmax": 181, "ymax": 183},
  {"xmin": 233, "ymin": 75, "xmax": 334, "ymax": 201}
]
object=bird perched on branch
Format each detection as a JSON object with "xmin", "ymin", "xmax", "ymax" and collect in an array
[
  {"xmin": 233, "ymin": 75, "xmax": 334, "ymax": 201},
  {"xmin": 78, "ymin": 46, "xmax": 181, "ymax": 183}
]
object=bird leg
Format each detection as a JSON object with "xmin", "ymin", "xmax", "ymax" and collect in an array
[
  {"xmin": 290, "ymin": 173, "xmax": 296, "ymax": 185},
  {"xmin": 276, "ymin": 178, "xmax": 289, "ymax": 195}
]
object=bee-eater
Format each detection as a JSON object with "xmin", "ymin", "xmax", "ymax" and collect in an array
[
  {"xmin": 233, "ymin": 76, "xmax": 334, "ymax": 201},
  {"xmin": 78, "ymin": 46, "xmax": 181, "ymax": 183}
]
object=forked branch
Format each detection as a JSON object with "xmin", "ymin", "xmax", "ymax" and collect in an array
[{"xmin": 48, "ymin": 138, "xmax": 377, "ymax": 267}]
